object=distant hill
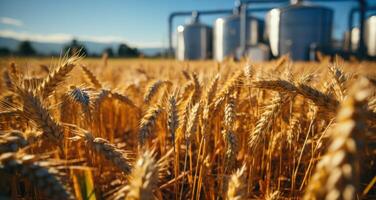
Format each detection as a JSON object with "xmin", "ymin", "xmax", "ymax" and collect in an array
[
  {"xmin": 0, "ymin": 36, "xmax": 164, "ymax": 56},
  {"xmin": 0, "ymin": 37, "xmax": 19, "ymax": 50}
]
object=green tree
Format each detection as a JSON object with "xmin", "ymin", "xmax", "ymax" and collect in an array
[
  {"xmin": 0, "ymin": 47, "xmax": 11, "ymax": 56},
  {"xmin": 118, "ymin": 43, "xmax": 139, "ymax": 58},
  {"xmin": 63, "ymin": 39, "xmax": 87, "ymax": 56},
  {"xmin": 103, "ymin": 47, "xmax": 114, "ymax": 57},
  {"xmin": 17, "ymin": 41, "xmax": 36, "ymax": 56}
]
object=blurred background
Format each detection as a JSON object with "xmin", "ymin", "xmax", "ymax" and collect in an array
[{"xmin": 0, "ymin": 0, "xmax": 375, "ymax": 60}]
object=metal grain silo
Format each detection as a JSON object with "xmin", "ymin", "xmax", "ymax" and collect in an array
[
  {"xmin": 176, "ymin": 14, "xmax": 212, "ymax": 60},
  {"xmin": 365, "ymin": 15, "xmax": 376, "ymax": 57},
  {"xmin": 343, "ymin": 27, "xmax": 359, "ymax": 52},
  {"xmin": 214, "ymin": 15, "xmax": 261, "ymax": 61},
  {"xmin": 266, "ymin": 3, "xmax": 333, "ymax": 60}
]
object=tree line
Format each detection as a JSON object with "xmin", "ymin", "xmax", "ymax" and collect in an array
[{"xmin": 0, "ymin": 39, "xmax": 141, "ymax": 57}]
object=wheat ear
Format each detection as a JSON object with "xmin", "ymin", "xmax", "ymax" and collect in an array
[
  {"xmin": 36, "ymin": 56, "xmax": 79, "ymax": 99},
  {"xmin": 226, "ymin": 165, "xmax": 246, "ymax": 200},
  {"xmin": 0, "ymin": 130, "xmax": 28, "ymax": 153},
  {"xmin": 125, "ymin": 150, "xmax": 159, "ymax": 200},
  {"xmin": 185, "ymin": 103, "xmax": 200, "ymax": 142},
  {"xmin": 139, "ymin": 104, "xmax": 163, "ymax": 146},
  {"xmin": 248, "ymin": 94, "xmax": 286, "ymax": 151},
  {"xmin": 0, "ymin": 153, "xmax": 74, "ymax": 199},
  {"xmin": 3, "ymin": 63, "xmax": 20, "ymax": 91},
  {"xmin": 144, "ymin": 80, "xmax": 166, "ymax": 104},
  {"xmin": 191, "ymin": 72, "xmax": 201, "ymax": 104},
  {"xmin": 167, "ymin": 92, "xmax": 179, "ymax": 146},
  {"xmin": 83, "ymin": 132, "xmax": 132, "ymax": 174},
  {"xmin": 328, "ymin": 64, "xmax": 348, "ymax": 100},
  {"xmin": 303, "ymin": 78, "xmax": 369, "ymax": 200},
  {"xmin": 67, "ymin": 86, "xmax": 91, "ymax": 106},
  {"xmin": 297, "ymin": 83, "xmax": 339, "ymax": 113},
  {"xmin": 16, "ymin": 87, "xmax": 64, "ymax": 144},
  {"xmin": 205, "ymin": 74, "xmax": 220, "ymax": 104},
  {"xmin": 81, "ymin": 65, "xmax": 103, "ymax": 88},
  {"xmin": 213, "ymin": 71, "xmax": 243, "ymax": 112}
]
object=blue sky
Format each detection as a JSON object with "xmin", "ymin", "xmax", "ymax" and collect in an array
[{"xmin": 0, "ymin": 0, "xmax": 375, "ymax": 48}]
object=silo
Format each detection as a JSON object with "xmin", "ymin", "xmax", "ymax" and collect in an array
[
  {"xmin": 266, "ymin": 2, "xmax": 333, "ymax": 60},
  {"xmin": 343, "ymin": 27, "xmax": 359, "ymax": 52},
  {"xmin": 176, "ymin": 14, "xmax": 212, "ymax": 60},
  {"xmin": 365, "ymin": 15, "xmax": 376, "ymax": 56},
  {"xmin": 214, "ymin": 15, "xmax": 261, "ymax": 61}
]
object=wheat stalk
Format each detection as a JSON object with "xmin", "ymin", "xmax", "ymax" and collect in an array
[{"xmin": 1, "ymin": 54, "xmax": 375, "ymax": 200}]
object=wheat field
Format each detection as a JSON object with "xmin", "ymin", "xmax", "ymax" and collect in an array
[{"xmin": 0, "ymin": 55, "xmax": 375, "ymax": 200}]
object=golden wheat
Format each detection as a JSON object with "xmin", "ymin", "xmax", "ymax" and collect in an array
[{"xmin": 0, "ymin": 56, "xmax": 375, "ymax": 199}]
